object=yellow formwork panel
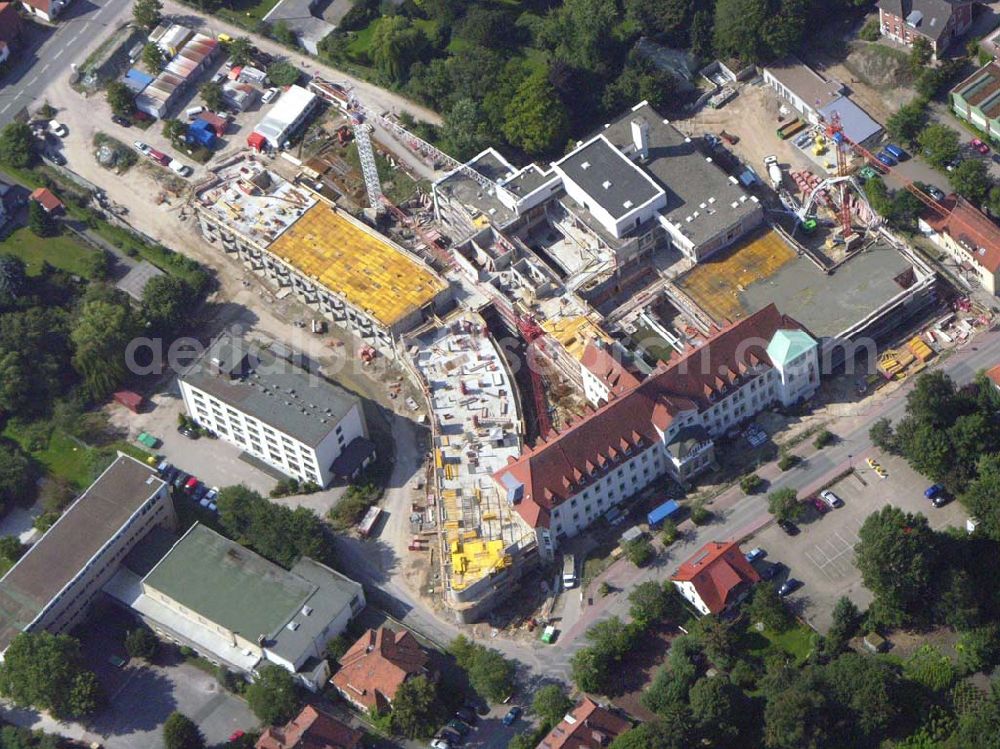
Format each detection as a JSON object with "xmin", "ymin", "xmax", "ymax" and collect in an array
[
  {"xmin": 449, "ymin": 538, "xmax": 507, "ymax": 587},
  {"xmin": 542, "ymin": 316, "xmax": 611, "ymax": 361},
  {"xmin": 268, "ymin": 204, "xmax": 447, "ymax": 327},
  {"xmin": 676, "ymin": 230, "xmax": 797, "ymax": 325}
]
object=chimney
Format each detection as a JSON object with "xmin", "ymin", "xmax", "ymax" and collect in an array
[{"xmin": 631, "ymin": 117, "xmax": 649, "ymax": 161}]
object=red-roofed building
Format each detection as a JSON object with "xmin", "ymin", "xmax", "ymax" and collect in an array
[
  {"xmin": 580, "ymin": 340, "xmax": 642, "ymax": 406},
  {"xmin": 493, "ymin": 304, "xmax": 819, "ymax": 554},
  {"xmin": 919, "ymin": 195, "xmax": 1000, "ymax": 295},
  {"xmin": 536, "ymin": 697, "xmax": 630, "ymax": 749},
  {"xmin": 331, "ymin": 627, "xmax": 430, "ymax": 713},
  {"xmin": 198, "ymin": 111, "xmax": 229, "ymax": 137},
  {"xmin": 986, "ymin": 364, "xmax": 1000, "ymax": 391},
  {"xmin": 671, "ymin": 540, "xmax": 761, "ymax": 616},
  {"xmin": 21, "ymin": 0, "xmax": 70, "ymax": 22},
  {"xmin": 256, "ymin": 705, "xmax": 362, "ymax": 749},
  {"xmin": 29, "ymin": 187, "xmax": 64, "ymax": 214}
]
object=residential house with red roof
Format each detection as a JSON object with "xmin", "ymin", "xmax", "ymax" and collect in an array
[
  {"xmin": 918, "ymin": 194, "xmax": 1000, "ymax": 295},
  {"xmin": 985, "ymin": 364, "xmax": 1000, "ymax": 392},
  {"xmin": 492, "ymin": 304, "xmax": 818, "ymax": 556},
  {"xmin": 331, "ymin": 627, "xmax": 430, "ymax": 713},
  {"xmin": 878, "ymin": 0, "xmax": 973, "ymax": 55},
  {"xmin": 671, "ymin": 540, "xmax": 761, "ymax": 616},
  {"xmin": 256, "ymin": 705, "xmax": 362, "ymax": 749},
  {"xmin": 536, "ymin": 697, "xmax": 630, "ymax": 749},
  {"xmin": 29, "ymin": 187, "xmax": 64, "ymax": 214},
  {"xmin": 20, "ymin": 0, "xmax": 70, "ymax": 22}
]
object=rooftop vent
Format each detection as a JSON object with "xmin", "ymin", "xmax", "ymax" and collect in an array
[
  {"xmin": 286, "ymin": 621, "xmax": 300, "ymax": 631},
  {"xmin": 623, "ymin": 200, "xmax": 633, "ymax": 209},
  {"xmin": 302, "ymin": 605, "xmax": 313, "ymax": 616},
  {"xmin": 602, "ymin": 180, "xmax": 612, "ymax": 189},
  {"xmin": 581, "ymin": 161, "xmax": 591, "ymax": 170}
]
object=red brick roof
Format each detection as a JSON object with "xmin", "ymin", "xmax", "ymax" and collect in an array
[
  {"xmin": 671, "ymin": 540, "xmax": 760, "ymax": 615},
  {"xmin": 331, "ymin": 627, "xmax": 429, "ymax": 713},
  {"xmin": 923, "ymin": 195, "xmax": 1000, "ymax": 273},
  {"xmin": 986, "ymin": 364, "xmax": 1000, "ymax": 389},
  {"xmin": 29, "ymin": 187, "xmax": 63, "ymax": 213},
  {"xmin": 537, "ymin": 697, "xmax": 630, "ymax": 749},
  {"xmin": 198, "ymin": 111, "xmax": 228, "ymax": 136},
  {"xmin": 0, "ymin": 3, "xmax": 22, "ymax": 42},
  {"xmin": 580, "ymin": 342, "xmax": 641, "ymax": 401},
  {"xmin": 494, "ymin": 304, "xmax": 806, "ymax": 528},
  {"xmin": 256, "ymin": 706, "xmax": 362, "ymax": 749}
]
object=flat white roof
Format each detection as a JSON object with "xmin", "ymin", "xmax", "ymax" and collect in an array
[{"xmin": 254, "ymin": 85, "xmax": 316, "ymax": 145}]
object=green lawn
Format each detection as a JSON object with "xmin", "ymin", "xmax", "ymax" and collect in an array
[
  {"xmin": 762, "ymin": 623, "xmax": 816, "ymax": 663},
  {"xmin": 215, "ymin": 0, "xmax": 283, "ymax": 25},
  {"xmin": 0, "ymin": 226, "xmax": 98, "ymax": 277},
  {"xmin": 3, "ymin": 425, "xmax": 94, "ymax": 488}
]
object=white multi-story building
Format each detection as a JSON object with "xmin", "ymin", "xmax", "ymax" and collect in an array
[
  {"xmin": 179, "ymin": 334, "xmax": 372, "ymax": 488},
  {"xmin": 0, "ymin": 455, "xmax": 175, "ymax": 654},
  {"xmin": 493, "ymin": 304, "xmax": 819, "ymax": 557}
]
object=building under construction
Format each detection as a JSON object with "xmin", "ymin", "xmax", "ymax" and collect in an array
[
  {"xmin": 404, "ymin": 313, "xmax": 538, "ymax": 623},
  {"xmin": 194, "ymin": 155, "xmax": 452, "ymax": 352}
]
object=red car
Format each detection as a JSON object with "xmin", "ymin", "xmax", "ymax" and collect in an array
[
  {"xmin": 228, "ymin": 730, "xmax": 245, "ymax": 742},
  {"xmin": 972, "ymin": 138, "xmax": 990, "ymax": 155},
  {"xmin": 184, "ymin": 476, "xmax": 199, "ymax": 493},
  {"xmin": 811, "ymin": 496, "xmax": 831, "ymax": 514}
]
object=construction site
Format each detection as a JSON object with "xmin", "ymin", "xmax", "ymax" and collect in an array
[{"xmin": 404, "ymin": 314, "xmax": 538, "ymax": 623}]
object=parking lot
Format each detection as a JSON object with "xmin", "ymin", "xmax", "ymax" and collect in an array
[{"xmin": 751, "ymin": 451, "xmax": 969, "ymax": 632}]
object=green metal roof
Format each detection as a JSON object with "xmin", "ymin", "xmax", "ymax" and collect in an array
[
  {"xmin": 142, "ymin": 524, "xmax": 315, "ymax": 642},
  {"xmin": 766, "ymin": 329, "xmax": 815, "ymax": 368}
]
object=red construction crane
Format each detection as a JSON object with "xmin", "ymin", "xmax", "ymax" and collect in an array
[
  {"xmin": 515, "ymin": 315, "xmax": 553, "ymax": 439},
  {"xmin": 824, "ymin": 112, "xmax": 854, "ymax": 238}
]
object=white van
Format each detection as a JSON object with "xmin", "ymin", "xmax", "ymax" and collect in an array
[
  {"xmin": 561, "ymin": 554, "xmax": 577, "ymax": 589},
  {"xmin": 169, "ymin": 159, "xmax": 193, "ymax": 177},
  {"xmin": 186, "ymin": 106, "xmax": 205, "ymax": 120}
]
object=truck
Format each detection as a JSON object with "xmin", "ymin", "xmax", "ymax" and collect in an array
[
  {"xmin": 763, "ymin": 155, "xmax": 782, "ymax": 189},
  {"xmin": 358, "ymin": 506, "xmax": 382, "ymax": 538},
  {"xmin": 647, "ymin": 499, "xmax": 681, "ymax": 528},
  {"xmin": 561, "ymin": 554, "xmax": 577, "ymax": 589}
]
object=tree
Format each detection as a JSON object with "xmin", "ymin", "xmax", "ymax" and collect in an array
[
  {"xmin": 918, "ymin": 123, "xmax": 960, "ymax": 168},
  {"xmin": 227, "ymin": 37, "xmax": 254, "ymax": 66},
  {"xmin": 957, "ymin": 624, "xmax": 1000, "ymax": 675},
  {"xmin": 691, "ymin": 616, "xmax": 737, "ymax": 669},
  {"xmin": 141, "ymin": 42, "xmax": 163, "ymax": 73},
  {"xmin": 0, "ymin": 441, "xmax": 36, "ymax": 510},
  {"xmin": 370, "ymin": 16, "xmax": 428, "ymax": 84},
  {"xmin": 610, "ymin": 718, "xmax": 692, "ymax": 749},
  {"xmin": 910, "ymin": 36, "xmax": 933, "ymax": 70},
  {"xmin": 271, "ymin": 20, "xmax": 296, "ymax": 46},
  {"xmin": 713, "ymin": 0, "xmax": 769, "ymax": 63},
  {"xmin": 325, "ymin": 635, "xmax": 349, "ymax": 662},
  {"xmin": 441, "ymin": 99, "xmax": 491, "ymax": 162},
  {"xmin": 856, "ymin": 506, "xmax": 936, "ymax": 626},
  {"xmin": 28, "ymin": 200, "xmax": 57, "ymax": 238},
  {"xmin": 763, "ymin": 682, "xmax": 830, "ymax": 749},
  {"xmin": 886, "ymin": 100, "xmax": 928, "ymax": 145},
  {"xmin": 961, "ymin": 454, "xmax": 1000, "ymax": 540},
  {"xmin": 105, "ymin": 81, "xmax": 136, "ymax": 116},
  {"xmin": 132, "ymin": 0, "xmax": 162, "ymax": 30},
  {"xmin": 266, "ymin": 61, "xmax": 300, "ymax": 87},
  {"xmin": 624, "ymin": 0, "xmax": 690, "ymax": 42},
  {"xmin": 622, "ymin": 536, "xmax": 654, "ymax": 566},
  {"xmin": 459, "ymin": 6, "xmax": 515, "ymax": 49},
  {"xmin": 0, "ymin": 632, "xmax": 100, "ymax": 718},
  {"xmin": 689, "ymin": 8, "xmax": 714, "ymax": 62},
  {"xmin": 906, "ymin": 371, "xmax": 964, "ymax": 429},
  {"xmin": 0, "ymin": 123, "xmax": 33, "ymax": 168},
  {"xmin": 869, "ymin": 417, "xmax": 897, "ymax": 453},
  {"xmin": 823, "ymin": 653, "xmax": 900, "ymax": 738},
  {"xmin": 70, "ymin": 296, "xmax": 138, "ymax": 400},
  {"xmin": 0, "ymin": 254, "xmax": 26, "ymax": 307},
  {"xmin": 200, "ymin": 82, "xmax": 224, "ymax": 111},
  {"xmin": 629, "ymin": 581, "xmax": 674, "ymax": 625},
  {"xmin": 825, "ymin": 596, "xmax": 860, "ymax": 653},
  {"xmin": 503, "ymin": 69, "xmax": 569, "ymax": 157},
  {"xmin": 538, "ymin": 0, "xmax": 623, "ymax": 77},
  {"xmin": 660, "ymin": 518, "xmax": 679, "ymax": 545},
  {"xmin": 747, "ymin": 582, "xmax": 791, "ymax": 631},
  {"xmin": 450, "ymin": 636, "xmax": 515, "ymax": 702},
  {"xmin": 162, "ymin": 118, "xmax": 188, "ymax": 145},
  {"xmin": 689, "ymin": 676, "xmax": 741, "ymax": 744},
  {"xmin": 951, "ymin": 158, "xmax": 992, "ymax": 205},
  {"xmin": 767, "ymin": 487, "xmax": 801, "ymax": 522},
  {"xmin": 532, "ymin": 684, "xmax": 573, "ymax": 726},
  {"xmin": 0, "ymin": 351, "xmax": 29, "ymax": 417},
  {"xmin": 124, "ymin": 627, "xmax": 159, "ymax": 661},
  {"xmin": 245, "ymin": 665, "xmax": 298, "ymax": 724},
  {"xmin": 141, "ymin": 275, "xmax": 195, "ymax": 335},
  {"xmin": 391, "ymin": 675, "xmax": 440, "ymax": 738},
  {"xmin": 162, "ymin": 712, "xmax": 205, "ymax": 749}
]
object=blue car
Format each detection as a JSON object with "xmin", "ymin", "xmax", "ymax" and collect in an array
[
  {"xmin": 924, "ymin": 484, "xmax": 944, "ymax": 499},
  {"xmin": 884, "ymin": 144, "xmax": 907, "ymax": 160},
  {"xmin": 502, "ymin": 707, "xmax": 521, "ymax": 727},
  {"xmin": 876, "ymin": 151, "xmax": 896, "ymax": 167}
]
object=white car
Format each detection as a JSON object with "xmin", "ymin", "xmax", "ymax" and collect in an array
[
  {"xmin": 819, "ymin": 490, "xmax": 844, "ymax": 509},
  {"xmin": 169, "ymin": 159, "xmax": 193, "ymax": 177},
  {"xmin": 133, "ymin": 140, "xmax": 150, "ymax": 154},
  {"xmin": 262, "ymin": 87, "xmax": 280, "ymax": 104},
  {"xmin": 48, "ymin": 120, "xmax": 68, "ymax": 137}
]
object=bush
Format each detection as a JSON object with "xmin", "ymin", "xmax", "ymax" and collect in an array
[
  {"xmin": 598, "ymin": 581, "xmax": 611, "ymax": 597},
  {"xmin": 328, "ymin": 478, "xmax": 383, "ymax": 530},
  {"xmin": 740, "ymin": 473, "xmax": 764, "ymax": 494},
  {"xmin": 768, "ymin": 487, "xmax": 802, "ymax": 522},
  {"xmin": 859, "ymin": 18, "xmax": 881, "ymax": 41},
  {"xmin": 813, "ymin": 429, "xmax": 833, "ymax": 449},
  {"xmin": 904, "ymin": 645, "xmax": 956, "ymax": 692},
  {"xmin": 777, "ymin": 450, "xmax": 799, "ymax": 471},
  {"xmin": 690, "ymin": 503, "xmax": 712, "ymax": 525},
  {"xmin": 245, "ymin": 665, "xmax": 299, "ymax": 724},
  {"xmin": 660, "ymin": 518, "xmax": 678, "ymax": 545},
  {"xmin": 124, "ymin": 627, "xmax": 159, "ymax": 661}
]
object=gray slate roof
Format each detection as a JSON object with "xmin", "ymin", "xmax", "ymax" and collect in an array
[
  {"xmin": 180, "ymin": 333, "xmax": 360, "ymax": 447},
  {"xmin": 877, "ymin": 0, "xmax": 968, "ymax": 42}
]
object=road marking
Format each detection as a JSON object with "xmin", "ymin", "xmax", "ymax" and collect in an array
[
  {"xmin": 53, "ymin": 49, "xmax": 63, "ymax": 60},
  {"xmin": 41, "ymin": 63, "xmax": 49, "ymax": 73},
  {"xmin": 71, "ymin": 32, "xmax": 81, "ymax": 42},
  {"xmin": 0, "ymin": 104, "xmax": 9, "ymax": 114},
  {"xmin": 27, "ymin": 75, "xmax": 38, "ymax": 86},
  {"xmin": 94, "ymin": 4, "xmax": 105, "ymax": 16}
]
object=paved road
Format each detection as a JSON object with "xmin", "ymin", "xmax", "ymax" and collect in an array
[{"xmin": 0, "ymin": 0, "xmax": 134, "ymax": 126}]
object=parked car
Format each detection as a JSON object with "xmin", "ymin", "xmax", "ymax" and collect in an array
[
  {"xmin": 777, "ymin": 519, "xmax": 800, "ymax": 536},
  {"xmin": 184, "ymin": 476, "xmax": 199, "ymax": 493},
  {"xmin": 810, "ymin": 496, "xmax": 831, "ymax": 514},
  {"xmin": 760, "ymin": 562, "xmax": 782, "ymax": 581},
  {"xmin": 502, "ymin": 707, "xmax": 521, "ymax": 727},
  {"xmin": 177, "ymin": 424, "xmax": 199, "ymax": 439},
  {"xmin": 819, "ymin": 490, "xmax": 844, "ymax": 509},
  {"xmin": 192, "ymin": 484, "xmax": 209, "ymax": 502},
  {"xmin": 48, "ymin": 120, "xmax": 68, "ymax": 137},
  {"xmin": 778, "ymin": 579, "xmax": 801, "ymax": 597},
  {"xmin": 169, "ymin": 159, "xmax": 193, "ymax": 177},
  {"xmin": 429, "ymin": 739, "xmax": 450, "ymax": 749},
  {"xmin": 111, "ymin": 114, "xmax": 132, "ymax": 128},
  {"xmin": 925, "ymin": 483, "xmax": 952, "ymax": 507},
  {"xmin": 945, "ymin": 159, "xmax": 960, "ymax": 172},
  {"xmin": 446, "ymin": 720, "xmax": 470, "ymax": 736},
  {"xmin": 884, "ymin": 143, "xmax": 907, "ymax": 160},
  {"xmin": 262, "ymin": 87, "xmax": 280, "ymax": 104},
  {"xmin": 745, "ymin": 547, "xmax": 765, "ymax": 563},
  {"xmin": 228, "ymin": 731, "xmax": 245, "ymax": 742},
  {"xmin": 925, "ymin": 185, "xmax": 945, "ymax": 202},
  {"xmin": 876, "ymin": 151, "xmax": 896, "ymax": 167},
  {"xmin": 133, "ymin": 140, "xmax": 150, "ymax": 154},
  {"xmin": 162, "ymin": 466, "xmax": 179, "ymax": 484},
  {"xmin": 455, "ymin": 708, "xmax": 477, "ymax": 725},
  {"xmin": 972, "ymin": 138, "xmax": 990, "ymax": 155},
  {"xmin": 205, "ymin": 487, "xmax": 219, "ymax": 503},
  {"xmin": 46, "ymin": 150, "xmax": 66, "ymax": 166},
  {"xmin": 172, "ymin": 471, "xmax": 189, "ymax": 489}
]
